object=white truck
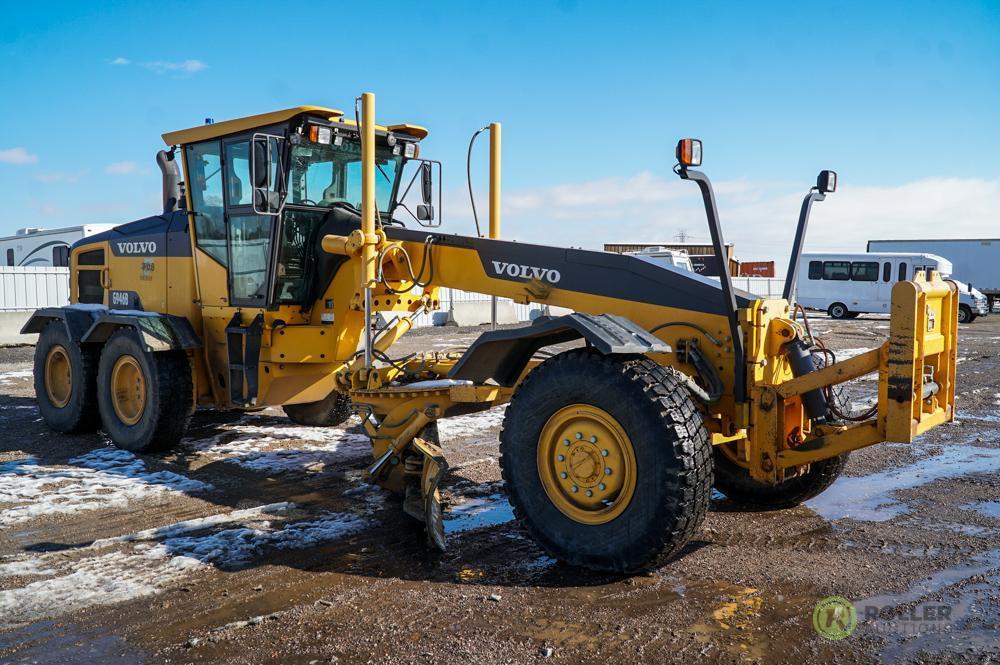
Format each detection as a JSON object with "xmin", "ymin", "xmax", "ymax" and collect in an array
[
  {"xmin": 867, "ymin": 238, "xmax": 1000, "ymax": 314},
  {"xmin": 0, "ymin": 225, "xmax": 116, "ymax": 267},
  {"xmin": 797, "ymin": 251, "xmax": 989, "ymax": 323}
]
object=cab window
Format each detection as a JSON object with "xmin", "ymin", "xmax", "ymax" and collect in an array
[
  {"xmin": 228, "ymin": 214, "xmax": 272, "ymax": 303},
  {"xmin": 186, "ymin": 141, "xmax": 227, "ymax": 265},
  {"xmin": 807, "ymin": 261, "xmax": 823, "ymax": 280},
  {"xmin": 225, "ymin": 142, "xmax": 253, "ymax": 206}
]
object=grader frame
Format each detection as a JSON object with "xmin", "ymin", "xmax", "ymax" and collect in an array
[{"xmin": 24, "ymin": 91, "xmax": 958, "ymax": 572}]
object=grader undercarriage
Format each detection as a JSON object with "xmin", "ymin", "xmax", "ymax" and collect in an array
[{"xmin": 25, "ymin": 93, "xmax": 958, "ymax": 572}]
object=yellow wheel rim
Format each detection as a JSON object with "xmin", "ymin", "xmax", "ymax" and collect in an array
[
  {"xmin": 536, "ymin": 404, "xmax": 637, "ymax": 525},
  {"xmin": 44, "ymin": 345, "xmax": 72, "ymax": 408},
  {"xmin": 111, "ymin": 355, "xmax": 146, "ymax": 426}
]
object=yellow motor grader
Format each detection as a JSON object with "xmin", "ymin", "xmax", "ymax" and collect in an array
[{"xmin": 24, "ymin": 93, "xmax": 958, "ymax": 572}]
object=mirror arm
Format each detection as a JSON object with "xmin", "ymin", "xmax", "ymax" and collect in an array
[
  {"xmin": 677, "ymin": 165, "xmax": 746, "ymax": 404},
  {"xmin": 782, "ymin": 189, "xmax": 826, "ymax": 301}
]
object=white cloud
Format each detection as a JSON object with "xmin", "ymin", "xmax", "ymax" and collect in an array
[
  {"xmin": 141, "ymin": 59, "xmax": 207, "ymax": 75},
  {"xmin": 110, "ymin": 56, "xmax": 130, "ymax": 65},
  {"xmin": 105, "ymin": 161, "xmax": 138, "ymax": 175},
  {"xmin": 458, "ymin": 173, "xmax": 1000, "ymax": 272},
  {"xmin": 0, "ymin": 147, "xmax": 38, "ymax": 165}
]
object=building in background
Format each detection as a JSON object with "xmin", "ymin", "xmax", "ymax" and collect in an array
[{"xmin": 0, "ymin": 225, "xmax": 116, "ymax": 267}]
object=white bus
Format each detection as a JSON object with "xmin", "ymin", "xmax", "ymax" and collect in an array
[
  {"xmin": 0, "ymin": 225, "xmax": 116, "ymax": 267},
  {"xmin": 797, "ymin": 252, "xmax": 989, "ymax": 323}
]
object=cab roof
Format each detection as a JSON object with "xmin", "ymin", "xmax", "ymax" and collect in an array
[{"xmin": 161, "ymin": 105, "xmax": 429, "ymax": 146}]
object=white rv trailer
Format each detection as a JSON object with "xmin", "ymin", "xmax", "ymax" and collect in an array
[
  {"xmin": 0, "ymin": 225, "xmax": 116, "ymax": 268},
  {"xmin": 797, "ymin": 251, "xmax": 989, "ymax": 323}
]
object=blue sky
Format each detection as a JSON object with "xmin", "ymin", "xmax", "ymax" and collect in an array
[{"xmin": 1, "ymin": 1, "xmax": 998, "ymax": 264}]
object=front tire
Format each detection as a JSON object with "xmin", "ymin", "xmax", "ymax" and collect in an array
[
  {"xmin": 828, "ymin": 302, "xmax": 849, "ymax": 319},
  {"xmin": 97, "ymin": 328, "xmax": 192, "ymax": 452},
  {"xmin": 713, "ymin": 447, "xmax": 848, "ymax": 508},
  {"xmin": 958, "ymin": 305, "xmax": 972, "ymax": 324},
  {"xmin": 499, "ymin": 349, "xmax": 713, "ymax": 573},
  {"xmin": 33, "ymin": 321, "xmax": 100, "ymax": 433},
  {"xmin": 283, "ymin": 389, "xmax": 352, "ymax": 426}
]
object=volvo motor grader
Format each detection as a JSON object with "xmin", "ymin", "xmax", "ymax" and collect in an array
[{"xmin": 25, "ymin": 94, "xmax": 958, "ymax": 572}]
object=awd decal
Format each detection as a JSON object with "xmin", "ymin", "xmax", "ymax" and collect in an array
[
  {"xmin": 490, "ymin": 261, "xmax": 562, "ymax": 284},
  {"xmin": 115, "ymin": 241, "xmax": 158, "ymax": 255}
]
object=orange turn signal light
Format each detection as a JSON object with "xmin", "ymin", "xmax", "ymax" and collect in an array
[{"xmin": 676, "ymin": 138, "xmax": 702, "ymax": 167}]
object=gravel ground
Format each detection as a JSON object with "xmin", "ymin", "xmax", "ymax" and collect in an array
[{"xmin": 0, "ymin": 315, "xmax": 997, "ymax": 664}]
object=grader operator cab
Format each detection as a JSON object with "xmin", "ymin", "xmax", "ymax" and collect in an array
[{"xmin": 25, "ymin": 94, "xmax": 959, "ymax": 572}]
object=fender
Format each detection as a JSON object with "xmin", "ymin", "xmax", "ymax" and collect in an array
[
  {"xmin": 449, "ymin": 313, "xmax": 671, "ymax": 387},
  {"xmin": 21, "ymin": 307, "xmax": 201, "ymax": 352}
]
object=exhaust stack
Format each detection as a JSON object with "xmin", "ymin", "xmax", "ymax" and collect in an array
[{"xmin": 156, "ymin": 150, "xmax": 183, "ymax": 214}]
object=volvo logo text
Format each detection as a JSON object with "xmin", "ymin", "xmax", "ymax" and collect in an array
[
  {"xmin": 491, "ymin": 261, "xmax": 562, "ymax": 284},
  {"xmin": 115, "ymin": 241, "xmax": 157, "ymax": 255}
]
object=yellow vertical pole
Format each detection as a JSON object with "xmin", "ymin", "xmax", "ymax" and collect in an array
[
  {"xmin": 361, "ymin": 92, "xmax": 377, "ymax": 288},
  {"xmin": 361, "ymin": 92, "xmax": 377, "ymax": 368},
  {"xmin": 488, "ymin": 122, "xmax": 501, "ymax": 240},
  {"xmin": 488, "ymin": 122, "xmax": 501, "ymax": 329}
]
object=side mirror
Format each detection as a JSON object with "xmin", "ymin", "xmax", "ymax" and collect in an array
[
  {"xmin": 817, "ymin": 169, "xmax": 837, "ymax": 193},
  {"xmin": 251, "ymin": 133, "xmax": 287, "ymax": 215},
  {"xmin": 417, "ymin": 204, "xmax": 435, "ymax": 221},
  {"xmin": 420, "ymin": 162, "xmax": 433, "ymax": 204}
]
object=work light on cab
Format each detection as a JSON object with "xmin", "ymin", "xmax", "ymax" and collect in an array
[
  {"xmin": 817, "ymin": 169, "xmax": 837, "ymax": 193},
  {"xmin": 676, "ymin": 138, "xmax": 702, "ymax": 167},
  {"xmin": 308, "ymin": 124, "xmax": 333, "ymax": 145}
]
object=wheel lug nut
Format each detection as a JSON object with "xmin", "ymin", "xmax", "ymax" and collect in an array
[
  {"xmin": 601, "ymin": 449, "xmax": 609, "ymax": 457},
  {"xmin": 575, "ymin": 432, "xmax": 583, "ymax": 440},
  {"xmin": 589, "ymin": 435, "xmax": 597, "ymax": 443},
  {"xmin": 604, "ymin": 468, "xmax": 613, "ymax": 476},
  {"xmin": 557, "ymin": 454, "xmax": 565, "ymax": 462},
  {"xmin": 585, "ymin": 490, "xmax": 593, "ymax": 497},
  {"xmin": 599, "ymin": 483, "xmax": 606, "ymax": 491},
  {"xmin": 571, "ymin": 485, "xmax": 578, "ymax": 493},
  {"xmin": 560, "ymin": 472, "xmax": 568, "ymax": 479},
  {"xmin": 563, "ymin": 439, "xmax": 570, "ymax": 446}
]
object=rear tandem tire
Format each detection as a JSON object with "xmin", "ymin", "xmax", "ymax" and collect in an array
[
  {"xmin": 713, "ymin": 449, "xmax": 848, "ymax": 509},
  {"xmin": 499, "ymin": 348, "xmax": 713, "ymax": 574},
  {"xmin": 96, "ymin": 328, "xmax": 193, "ymax": 452},
  {"xmin": 33, "ymin": 321, "xmax": 100, "ymax": 433},
  {"xmin": 283, "ymin": 389, "xmax": 352, "ymax": 427}
]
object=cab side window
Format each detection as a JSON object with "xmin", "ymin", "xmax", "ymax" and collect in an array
[
  {"xmin": 807, "ymin": 261, "xmax": 823, "ymax": 280},
  {"xmin": 225, "ymin": 142, "xmax": 253, "ymax": 206},
  {"xmin": 186, "ymin": 141, "xmax": 228, "ymax": 265}
]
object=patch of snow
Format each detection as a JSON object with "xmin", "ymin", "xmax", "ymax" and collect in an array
[
  {"xmin": 181, "ymin": 416, "xmax": 372, "ymax": 474},
  {"xmin": 0, "ymin": 506, "xmax": 369, "ymax": 628},
  {"xmin": 0, "ymin": 559, "xmax": 55, "ymax": 577},
  {"xmin": 0, "ymin": 370, "xmax": 33, "ymax": 384},
  {"xmin": 0, "ymin": 450, "xmax": 212, "ymax": 526},
  {"xmin": 808, "ymin": 443, "xmax": 1000, "ymax": 522},
  {"xmin": 437, "ymin": 406, "xmax": 507, "ymax": 440}
]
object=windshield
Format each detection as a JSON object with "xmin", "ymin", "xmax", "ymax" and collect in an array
[{"xmin": 287, "ymin": 139, "xmax": 401, "ymax": 212}]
